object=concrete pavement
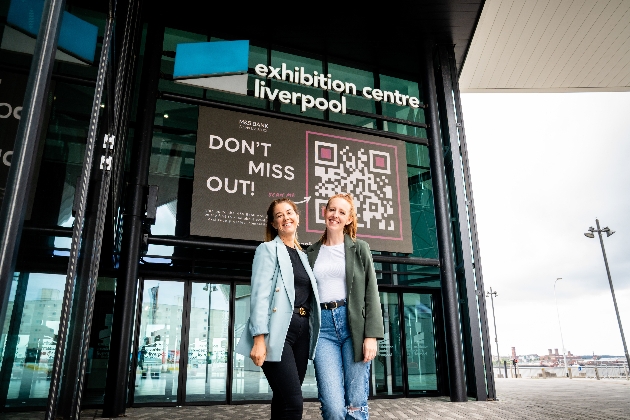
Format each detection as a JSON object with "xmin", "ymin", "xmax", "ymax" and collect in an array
[{"xmin": 1, "ymin": 378, "xmax": 628, "ymax": 419}]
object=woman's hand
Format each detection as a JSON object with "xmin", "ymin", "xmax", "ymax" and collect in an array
[
  {"xmin": 250, "ymin": 335, "xmax": 267, "ymax": 367},
  {"xmin": 363, "ymin": 337, "xmax": 377, "ymax": 363}
]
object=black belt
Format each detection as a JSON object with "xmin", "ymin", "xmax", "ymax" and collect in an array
[
  {"xmin": 320, "ymin": 299, "xmax": 346, "ymax": 310},
  {"xmin": 293, "ymin": 307, "xmax": 309, "ymax": 317}
]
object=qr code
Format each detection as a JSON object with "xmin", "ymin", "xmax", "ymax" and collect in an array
[{"xmin": 308, "ymin": 134, "xmax": 398, "ymax": 234}]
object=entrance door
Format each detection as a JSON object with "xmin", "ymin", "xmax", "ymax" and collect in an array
[
  {"xmin": 131, "ymin": 280, "xmax": 231, "ymax": 405},
  {"xmin": 372, "ymin": 290, "xmax": 440, "ymax": 397}
]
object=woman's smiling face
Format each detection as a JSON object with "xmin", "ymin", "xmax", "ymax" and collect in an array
[
  {"xmin": 272, "ymin": 201, "xmax": 299, "ymax": 237},
  {"xmin": 325, "ymin": 197, "xmax": 352, "ymax": 234}
]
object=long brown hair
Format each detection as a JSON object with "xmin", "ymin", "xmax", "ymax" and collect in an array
[
  {"xmin": 265, "ymin": 198, "xmax": 302, "ymax": 250},
  {"xmin": 319, "ymin": 193, "xmax": 357, "ymax": 244}
]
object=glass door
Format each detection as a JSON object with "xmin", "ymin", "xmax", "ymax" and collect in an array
[
  {"xmin": 185, "ymin": 283, "xmax": 231, "ymax": 402},
  {"xmin": 402, "ymin": 292, "xmax": 438, "ymax": 393},
  {"xmin": 132, "ymin": 280, "xmax": 232, "ymax": 405},
  {"xmin": 133, "ymin": 280, "xmax": 184, "ymax": 404},
  {"xmin": 373, "ymin": 291, "xmax": 404, "ymax": 395},
  {"xmin": 371, "ymin": 290, "xmax": 439, "ymax": 397}
]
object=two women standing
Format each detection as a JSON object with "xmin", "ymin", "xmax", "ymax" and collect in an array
[{"xmin": 237, "ymin": 194, "xmax": 383, "ymax": 419}]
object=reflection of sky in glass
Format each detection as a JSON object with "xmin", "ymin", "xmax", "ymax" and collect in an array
[
  {"xmin": 54, "ymin": 214, "xmax": 74, "ymax": 251},
  {"xmin": 24, "ymin": 273, "xmax": 65, "ymax": 301},
  {"xmin": 143, "ymin": 281, "xmax": 183, "ymax": 306},
  {"xmin": 191, "ymin": 283, "xmax": 229, "ymax": 311},
  {"xmin": 146, "ymin": 205, "xmax": 176, "ymax": 257}
]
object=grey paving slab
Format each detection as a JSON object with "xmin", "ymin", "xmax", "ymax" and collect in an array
[{"xmin": 0, "ymin": 378, "xmax": 628, "ymax": 419}]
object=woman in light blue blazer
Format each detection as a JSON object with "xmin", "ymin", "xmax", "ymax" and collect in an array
[{"xmin": 236, "ymin": 198, "xmax": 321, "ymax": 419}]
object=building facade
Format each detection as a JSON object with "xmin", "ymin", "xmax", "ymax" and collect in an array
[{"xmin": 0, "ymin": 0, "xmax": 494, "ymax": 416}]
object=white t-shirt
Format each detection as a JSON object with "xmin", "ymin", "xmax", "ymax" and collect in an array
[{"xmin": 313, "ymin": 243, "xmax": 346, "ymax": 303}]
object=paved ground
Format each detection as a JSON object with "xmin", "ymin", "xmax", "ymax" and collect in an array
[{"xmin": 1, "ymin": 378, "xmax": 628, "ymax": 419}]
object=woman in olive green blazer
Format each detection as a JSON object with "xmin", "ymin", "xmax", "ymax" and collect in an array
[{"xmin": 306, "ymin": 193, "xmax": 383, "ymax": 420}]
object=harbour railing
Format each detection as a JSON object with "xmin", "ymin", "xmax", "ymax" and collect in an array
[{"xmin": 493, "ymin": 364, "xmax": 629, "ymax": 380}]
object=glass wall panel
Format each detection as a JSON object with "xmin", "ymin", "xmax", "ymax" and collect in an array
[
  {"xmin": 149, "ymin": 100, "xmax": 198, "ymax": 243},
  {"xmin": 270, "ymin": 50, "xmax": 324, "ymax": 119},
  {"xmin": 31, "ymin": 80, "xmax": 95, "ymax": 231},
  {"xmin": 403, "ymin": 293, "xmax": 437, "ymax": 392},
  {"xmin": 372, "ymin": 292, "xmax": 403, "ymax": 396},
  {"xmin": 134, "ymin": 280, "xmax": 184, "ymax": 403},
  {"xmin": 206, "ymin": 44, "xmax": 268, "ymax": 109},
  {"xmin": 406, "ymin": 143, "xmax": 437, "ymax": 260},
  {"xmin": 380, "ymin": 75, "xmax": 426, "ymax": 138},
  {"xmin": 328, "ymin": 63, "xmax": 376, "ymax": 128},
  {"xmin": 159, "ymin": 28, "xmax": 206, "ymax": 98},
  {"xmin": 0, "ymin": 273, "xmax": 66, "ymax": 408},
  {"xmin": 185, "ymin": 283, "xmax": 230, "ymax": 402}
]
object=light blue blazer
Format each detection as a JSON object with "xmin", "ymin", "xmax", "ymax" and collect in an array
[{"xmin": 236, "ymin": 236, "xmax": 321, "ymax": 362}]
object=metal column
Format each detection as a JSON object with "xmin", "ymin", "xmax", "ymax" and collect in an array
[
  {"xmin": 435, "ymin": 44, "xmax": 490, "ymax": 401},
  {"xmin": 446, "ymin": 45, "xmax": 496, "ymax": 399},
  {"xmin": 102, "ymin": 11, "xmax": 164, "ymax": 416},
  {"xmin": 0, "ymin": 0, "xmax": 65, "ymax": 341},
  {"xmin": 44, "ymin": 2, "xmax": 116, "ymax": 417},
  {"xmin": 421, "ymin": 42, "xmax": 467, "ymax": 402}
]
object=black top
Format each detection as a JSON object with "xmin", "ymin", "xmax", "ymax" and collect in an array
[{"xmin": 286, "ymin": 245, "xmax": 312, "ymax": 311}]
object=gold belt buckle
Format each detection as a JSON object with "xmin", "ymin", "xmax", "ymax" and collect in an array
[{"xmin": 299, "ymin": 307, "xmax": 306, "ymax": 316}]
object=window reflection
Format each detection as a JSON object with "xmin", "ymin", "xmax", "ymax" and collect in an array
[
  {"xmin": 186, "ymin": 283, "xmax": 230, "ymax": 402},
  {"xmin": 134, "ymin": 280, "xmax": 184, "ymax": 403},
  {"xmin": 403, "ymin": 293, "xmax": 438, "ymax": 392},
  {"xmin": 0, "ymin": 273, "xmax": 66, "ymax": 407}
]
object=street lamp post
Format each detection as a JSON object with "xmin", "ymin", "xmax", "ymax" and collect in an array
[
  {"xmin": 584, "ymin": 219, "xmax": 630, "ymax": 370},
  {"xmin": 486, "ymin": 288, "xmax": 501, "ymax": 376},
  {"xmin": 553, "ymin": 278, "xmax": 569, "ymax": 377}
]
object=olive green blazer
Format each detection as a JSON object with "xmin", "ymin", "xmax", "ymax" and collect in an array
[{"xmin": 306, "ymin": 234, "xmax": 384, "ymax": 362}]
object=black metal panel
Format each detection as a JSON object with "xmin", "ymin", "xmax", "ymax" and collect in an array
[
  {"xmin": 421, "ymin": 41, "xmax": 467, "ymax": 402},
  {"xmin": 102, "ymin": 4, "xmax": 165, "ymax": 416},
  {"xmin": 446, "ymin": 46, "xmax": 496, "ymax": 401},
  {"xmin": 178, "ymin": 281, "xmax": 192, "ymax": 405},
  {"xmin": 435, "ymin": 44, "xmax": 487, "ymax": 401}
]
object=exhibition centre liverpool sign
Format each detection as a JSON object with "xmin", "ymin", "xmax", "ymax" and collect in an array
[
  {"xmin": 190, "ymin": 107, "xmax": 413, "ymax": 253},
  {"xmin": 173, "ymin": 40, "xmax": 423, "ymax": 116}
]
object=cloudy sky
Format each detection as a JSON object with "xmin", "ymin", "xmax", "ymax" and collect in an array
[{"xmin": 461, "ymin": 92, "xmax": 630, "ymax": 358}]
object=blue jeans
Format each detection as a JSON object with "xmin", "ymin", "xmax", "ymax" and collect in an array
[{"xmin": 314, "ymin": 305, "xmax": 370, "ymax": 420}]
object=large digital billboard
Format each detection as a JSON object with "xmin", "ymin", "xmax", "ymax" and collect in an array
[{"xmin": 190, "ymin": 107, "xmax": 413, "ymax": 253}]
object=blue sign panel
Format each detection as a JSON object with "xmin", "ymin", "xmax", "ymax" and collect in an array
[
  {"xmin": 7, "ymin": 0, "xmax": 98, "ymax": 63},
  {"xmin": 173, "ymin": 40, "xmax": 249, "ymax": 79}
]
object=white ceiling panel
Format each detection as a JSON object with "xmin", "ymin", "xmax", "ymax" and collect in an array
[{"xmin": 460, "ymin": 0, "xmax": 630, "ymax": 92}]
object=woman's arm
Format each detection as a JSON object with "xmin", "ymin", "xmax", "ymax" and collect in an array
[
  {"xmin": 360, "ymin": 240, "xmax": 385, "ymax": 341},
  {"xmin": 249, "ymin": 243, "xmax": 277, "ymax": 338}
]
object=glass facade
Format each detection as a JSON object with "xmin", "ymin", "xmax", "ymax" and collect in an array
[{"xmin": 0, "ymin": 0, "xmax": 492, "ymax": 412}]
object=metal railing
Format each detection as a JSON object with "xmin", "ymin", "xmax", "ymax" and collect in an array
[{"xmin": 495, "ymin": 365, "xmax": 629, "ymax": 380}]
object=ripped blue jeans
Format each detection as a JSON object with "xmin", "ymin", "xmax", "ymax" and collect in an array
[{"xmin": 314, "ymin": 305, "xmax": 370, "ymax": 420}]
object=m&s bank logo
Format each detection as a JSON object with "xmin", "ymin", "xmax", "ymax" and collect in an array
[{"xmin": 173, "ymin": 40, "xmax": 249, "ymax": 95}]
